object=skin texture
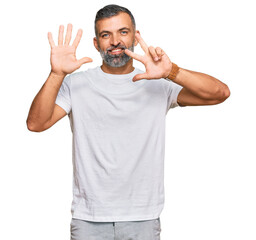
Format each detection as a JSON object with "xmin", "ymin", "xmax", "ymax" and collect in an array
[{"xmin": 26, "ymin": 12, "xmax": 230, "ymax": 132}]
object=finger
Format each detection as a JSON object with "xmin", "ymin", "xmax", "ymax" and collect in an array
[
  {"xmin": 47, "ymin": 32, "xmax": 55, "ymax": 48},
  {"xmin": 124, "ymin": 49, "xmax": 144, "ymax": 63},
  {"xmin": 133, "ymin": 73, "xmax": 149, "ymax": 82},
  {"xmin": 72, "ymin": 29, "xmax": 83, "ymax": 49},
  {"xmin": 135, "ymin": 33, "xmax": 149, "ymax": 54},
  {"xmin": 58, "ymin": 25, "xmax": 64, "ymax": 45},
  {"xmin": 149, "ymin": 46, "xmax": 159, "ymax": 61},
  {"xmin": 77, "ymin": 57, "xmax": 93, "ymax": 66},
  {"xmin": 64, "ymin": 23, "xmax": 73, "ymax": 45},
  {"xmin": 155, "ymin": 47, "xmax": 164, "ymax": 59}
]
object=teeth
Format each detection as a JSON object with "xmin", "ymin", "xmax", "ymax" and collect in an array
[{"xmin": 111, "ymin": 49, "xmax": 122, "ymax": 52}]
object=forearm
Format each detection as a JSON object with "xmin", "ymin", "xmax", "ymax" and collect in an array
[
  {"xmin": 26, "ymin": 72, "xmax": 65, "ymax": 129},
  {"xmin": 173, "ymin": 67, "xmax": 230, "ymax": 100}
]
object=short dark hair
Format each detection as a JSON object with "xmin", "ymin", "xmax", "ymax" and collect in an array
[{"xmin": 94, "ymin": 4, "xmax": 136, "ymax": 37}]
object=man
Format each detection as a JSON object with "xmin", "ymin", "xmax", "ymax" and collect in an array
[{"xmin": 26, "ymin": 4, "xmax": 230, "ymax": 240}]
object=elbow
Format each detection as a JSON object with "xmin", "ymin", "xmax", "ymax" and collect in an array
[
  {"xmin": 220, "ymin": 84, "xmax": 231, "ymax": 102},
  {"xmin": 214, "ymin": 83, "xmax": 231, "ymax": 103},
  {"xmin": 26, "ymin": 119, "xmax": 45, "ymax": 132},
  {"xmin": 26, "ymin": 119, "xmax": 38, "ymax": 132}
]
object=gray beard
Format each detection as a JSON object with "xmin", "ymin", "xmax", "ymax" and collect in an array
[{"xmin": 99, "ymin": 44, "xmax": 134, "ymax": 68}]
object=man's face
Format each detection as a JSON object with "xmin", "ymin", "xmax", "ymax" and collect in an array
[{"xmin": 94, "ymin": 12, "xmax": 138, "ymax": 67}]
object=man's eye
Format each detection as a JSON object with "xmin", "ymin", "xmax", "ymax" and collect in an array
[
  {"xmin": 121, "ymin": 31, "xmax": 128, "ymax": 35},
  {"xmin": 102, "ymin": 34, "xmax": 109, "ymax": 38}
]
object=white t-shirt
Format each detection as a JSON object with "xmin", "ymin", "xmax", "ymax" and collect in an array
[{"xmin": 55, "ymin": 66, "xmax": 183, "ymax": 222}]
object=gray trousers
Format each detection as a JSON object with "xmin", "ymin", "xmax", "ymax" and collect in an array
[{"xmin": 70, "ymin": 217, "xmax": 161, "ymax": 240}]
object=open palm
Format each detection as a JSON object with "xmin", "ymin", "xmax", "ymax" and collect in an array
[
  {"xmin": 48, "ymin": 24, "xmax": 93, "ymax": 76},
  {"xmin": 124, "ymin": 33, "xmax": 173, "ymax": 82}
]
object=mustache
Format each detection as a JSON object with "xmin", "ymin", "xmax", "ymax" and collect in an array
[{"xmin": 106, "ymin": 44, "xmax": 127, "ymax": 52}]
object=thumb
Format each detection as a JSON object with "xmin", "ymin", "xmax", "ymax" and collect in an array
[
  {"xmin": 132, "ymin": 73, "xmax": 148, "ymax": 82},
  {"xmin": 77, "ymin": 57, "xmax": 93, "ymax": 66}
]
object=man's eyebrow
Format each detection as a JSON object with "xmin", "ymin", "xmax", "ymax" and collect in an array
[
  {"xmin": 99, "ymin": 27, "xmax": 131, "ymax": 36},
  {"xmin": 119, "ymin": 27, "xmax": 131, "ymax": 31},
  {"xmin": 99, "ymin": 30, "xmax": 111, "ymax": 36}
]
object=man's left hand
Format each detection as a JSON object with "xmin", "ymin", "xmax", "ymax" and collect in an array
[{"xmin": 125, "ymin": 33, "xmax": 173, "ymax": 82}]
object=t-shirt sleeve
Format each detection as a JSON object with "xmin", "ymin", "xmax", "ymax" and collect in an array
[
  {"xmin": 55, "ymin": 74, "xmax": 72, "ymax": 114},
  {"xmin": 166, "ymin": 79, "xmax": 183, "ymax": 110}
]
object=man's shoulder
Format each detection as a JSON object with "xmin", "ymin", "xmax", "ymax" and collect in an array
[{"xmin": 69, "ymin": 66, "xmax": 99, "ymax": 79}]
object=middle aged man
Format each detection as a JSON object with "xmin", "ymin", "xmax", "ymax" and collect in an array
[{"xmin": 26, "ymin": 4, "xmax": 230, "ymax": 240}]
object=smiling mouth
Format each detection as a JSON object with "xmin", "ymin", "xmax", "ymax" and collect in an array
[{"xmin": 108, "ymin": 48, "xmax": 125, "ymax": 55}]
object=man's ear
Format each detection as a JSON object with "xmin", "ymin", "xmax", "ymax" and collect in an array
[
  {"xmin": 93, "ymin": 37, "xmax": 99, "ymax": 52},
  {"xmin": 134, "ymin": 30, "xmax": 140, "ymax": 46}
]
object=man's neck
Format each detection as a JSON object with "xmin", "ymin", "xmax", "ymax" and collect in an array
[{"xmin": 101, "ymin": 59, "xmax": 135, "ymax": 75}]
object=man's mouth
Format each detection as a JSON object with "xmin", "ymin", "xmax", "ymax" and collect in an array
[{"xmin": 108, "ymin": 48, "xmax": 125, "ymax": 55}]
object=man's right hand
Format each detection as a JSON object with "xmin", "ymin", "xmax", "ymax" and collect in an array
[{"xmin": 48, "ymin": 24, "xmax": 93, "ymax": 77}]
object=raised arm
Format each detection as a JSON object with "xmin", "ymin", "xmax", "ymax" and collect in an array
[
  {"xmin": 26, "ymin": 24, "xmax": 92, "ymax": 132},
  {"xmin": 125, "ymin": 32, "xmax": 230, "ymax": 106}
]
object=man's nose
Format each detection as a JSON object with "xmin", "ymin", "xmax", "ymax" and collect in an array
[{"xmin": 110, "ymin": 34, "xmax": 121, "ymax": 46}]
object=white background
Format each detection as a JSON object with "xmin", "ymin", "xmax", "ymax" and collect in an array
[{"xmin": 1, "ymin": 0, "xmax": 255, "ymax": 239}]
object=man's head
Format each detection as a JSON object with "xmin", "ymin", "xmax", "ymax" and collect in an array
[{"xmin": 93, "ymin": 4, "xmax": 139, "ymax": 68}]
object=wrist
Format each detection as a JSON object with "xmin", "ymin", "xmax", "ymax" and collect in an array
[
  {"xmin": 50, "ymin": 70, "xmax": 67, "ymax": 79},
  {"xmin": 165, "ymin": 63, "xmax": 180, "ymax": 81}
]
